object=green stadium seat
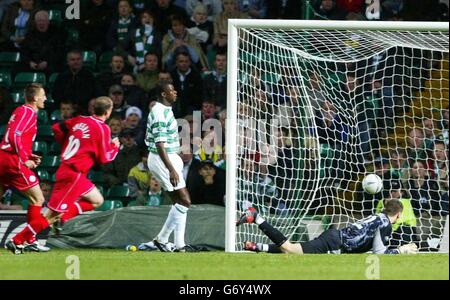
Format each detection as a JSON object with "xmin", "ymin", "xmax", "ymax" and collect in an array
[
  {"xmin": 106, "ymin": 185, "xmax": 131, "ymax": 198},
  {"xmin": 7, "ymin": 191, "xmax": 27, "ymax": 206},
  {"xmin": 36, "ymin": 169, "xmax": 50, "ymax": 181},
  {"xmin": 0, "ymin": 52, "xmax": 20, "ymax": 71},
  {"xmin": 0, "ymin": 71, "xmax": 12, "ymax": 88},
  {"xmin": 82, "ymin": 51, "xmax": 97, "ymax": 70},
  {"xmin": 50, "ymin": 172, "xmax": 57, "ymax": 182},
  {"xmin": 37, "ymin": 124, "xmax": 54, "ymax": 140},
  {"xmin": 10, "ymin": 92, "xmax": 25, "ymax": 105},
  {"xmin": 39, "ymin": 155, "xmax": 61, "ymax": 171},
  {"xmin": 48, "ymin": 9, "xmax": 62, "ymax": 24},
  {"xmin": 66, "ymin": 27, "xmax": 79, "ymax": 45},
  {"xmin": 89, "ymin": 171, "xmax": 105, "ymax": 185},
  {"xmin": 21, "ymin": 199, "xmax": 29, "ymax": 210},
  {"xmin": 13, "ymin": 72, "xmax": 46, "ymax": 92},
  {"xmin": 96, "ymin": 200, "xmax": 123, "ymax": 211},
  {"xmin": 127, "ymin": 200, "xmax": 138, "ymax": 207},
  {"xmin": 50, "ymin": 109, "xmax": 61, "ymax": 122},
  {"xmin": 48, "ymin": 142, "xmax": 61, "ymax": 154},
  {"xmin": 47, "ymin": 73, "xmax": 59, "ymax": 90},
  {"xmin": 0, "ymin": 125, "xmax": 6, "ymax": 137},
  {"xmin": 96, "ymin": 186, "xmax": 104, "ymax": 196},
  {"xmin": 98, "ymin": 51, "xmax": 114, "ymax": 72},
  {"xmin": 32, "ymin": 141, "xmax": 48, "ymax": 155},
  {"xmin": 37, "ymin": 109, "xmax": 49, "ymax": 124}
]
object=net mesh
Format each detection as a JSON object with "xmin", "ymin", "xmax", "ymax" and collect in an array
[{"xmin": 234, "ymin": 26, "xmax": 449, "ymax": 252}]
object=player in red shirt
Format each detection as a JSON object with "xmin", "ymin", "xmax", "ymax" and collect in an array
[
  {"xmin": 0, "ymin": 83, "xmax": 50, "ymax": 252},
  {"xmin": 5, "ymin": 97, "xmax": 120, "ymax": 254}
]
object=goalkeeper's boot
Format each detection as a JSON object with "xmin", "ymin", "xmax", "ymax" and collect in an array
[
  {"xmin": 236, "ymin": 207, "xmax": 257, "ymax": 226},
  {"xmin": 153, "ymin": 239, "xmax": 173, "ymax": 252},
  {"xmin": 23, "ymin": 241, "xmax": 51, "ymax": 252},
  {"xmin": 5, "ymin": 240, "xmax": 24, "ymax": 255},
  {"xmin": 243, "ymin": 241, "xmax": 260, "ymax": 252}
]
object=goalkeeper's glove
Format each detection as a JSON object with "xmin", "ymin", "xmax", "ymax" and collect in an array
[{"xmin": 398, "ymin": 243, "xmax": 418, "ymax": 254}]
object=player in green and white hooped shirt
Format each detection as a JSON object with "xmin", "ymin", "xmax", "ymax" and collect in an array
[{"xmin": 145, "ymin": 82, "xmax": 192, "ymax": 252}]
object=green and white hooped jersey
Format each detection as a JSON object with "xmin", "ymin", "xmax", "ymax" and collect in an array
[{"xmin": 145, "ymin": 102, "xmax": 180, "ymax": 154}]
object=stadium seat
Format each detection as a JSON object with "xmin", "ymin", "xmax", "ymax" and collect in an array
[
  {"xmin": 21, "ymin": 199, "xmax": 29, "ymax": 210},
  {"xmin": 106, "ymin": 185, "xmax": 131, "ymax": 198},
  {"xmin": 13, "ymin": 72, "xmax": 46, "ymax": 92},
  {"xmin": 66, "ymin": 27, "xmax": 80, "ymax": 46},
  {"xmin": 0, "ymin": 71, "xmax": 12, "ymax": 88},
  {"xmin": 50, "ymin": 109, "xmax": 61, "ymax": 122},
  {"xmin": 0, "ymin": 125, "xmax": 6, "ymax": 138},
  {"xmin": 98, "ymin": 51, "xmax": 114, "ymax": 72},
  {"xmin": 47, "ymin": 73, "xmax": 59, "ymax": 90},
  {"xmin": 50, "ymin": 172, "xmax": 57, "ymax": 182},
  {"xmin": 48, "ymin": 9, "xmax": 62, "ymax": 24},
  {"xmin": 96, "ymin": 186, "xmax": 104, "ymax": 196},
  {"xmin": 89, "ymin": 171, "xmax": 105, "ymax": 185},
  {"xmin": 36, "ymin": 169, "xmax": 50, "ymax": 181},
  {"xmin": 0, "ymin": 52, "xmax": 20, "ymax": 71},
  {"xmin": 39, "ymin": 155, "xmax": 61, "ymax": 171},
  {"xmin": 96, "ymin": 200, "xmax": 123, "ymax": 211},
  {"xmin": 37, "ymin": 124, "xmax": 54, "ymax": 140},
  {"xmin": 32, "ymin": 141, "xmax": 48, "ymax": 155},
  {"xmin": 10, "ymin": 92, "xmax": 24, "ymax": 105},
  {"xmin": 37, "ymin": 110, "xmax": 49, "ymax": 124},
  {"xmin": 48, "ymin": 141, "xmax": 61, "ymax": 154},
  {"xmin": 127, "ymin": 200, "xmax": 138, "ymax": 207},
  {"xmin": 82, "ymin": 51, "xmax": 97, "ymax": 70}
]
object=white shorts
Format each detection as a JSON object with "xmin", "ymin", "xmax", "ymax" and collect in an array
[{"xmin": 147, "ymin": 152, "xmax": 186, "ymax": 192}]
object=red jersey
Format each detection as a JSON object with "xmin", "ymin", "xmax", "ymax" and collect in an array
[
  {"xmin": 336, "ymin": 0, "xmax": 365, "ymax": 13},
  {"xmin": 0, "ymin": 104, "xmax": 37, "ymax": 163},
  {"xmin": 52, "ymin": 115, "xmax": 119, "ymax": 174}
]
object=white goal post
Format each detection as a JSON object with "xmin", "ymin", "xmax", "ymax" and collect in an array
[{"xmin": 225, "ymin": 20, "xmax": 449, "ymax": 252}]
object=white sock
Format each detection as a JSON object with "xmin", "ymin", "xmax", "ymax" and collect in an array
[
  {"xmin": 173, "ymin": 203, "xmax": 189, "ymax": 249},
  {"xmin": 255, "ymin": 214, "xmax": 265, "ymax": 225},
  {"xmin": 157, "ymin": 205, "xmax": 178, "ymax": 243}
]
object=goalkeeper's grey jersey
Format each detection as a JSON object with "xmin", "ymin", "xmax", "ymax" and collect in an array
[{"xmin": 340, "ymin": 213, "xmax": 398, "ymax": 254}]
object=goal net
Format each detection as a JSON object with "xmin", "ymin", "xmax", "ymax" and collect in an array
[{"xmin": 225, "ymin": 21, "xmax": 449, "ymax": 252}]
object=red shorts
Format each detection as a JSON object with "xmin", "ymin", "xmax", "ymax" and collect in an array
[
  {"xmin": 0, "ymin": 150, "xmax": 39, "ymax": 191},
  {"xmin": 47, "ymin": 165, "xmax": 94, "ymax": 213}
]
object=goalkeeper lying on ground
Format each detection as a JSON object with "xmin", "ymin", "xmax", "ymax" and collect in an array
[{"xmin": 237, "ymin": 199, "xmax": 418, "ymax": 254}]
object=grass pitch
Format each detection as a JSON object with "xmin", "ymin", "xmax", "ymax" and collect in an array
[{"xmin": 0, "ymin": 249, "xmax": 447, "ymax": 280}]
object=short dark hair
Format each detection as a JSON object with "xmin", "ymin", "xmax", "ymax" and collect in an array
[
  {"xmin": 157, "ymin": 81, "xmax": 173, "ymax": 100},
  {"xmin": 382, "ymin": 198, "xmax": 403, "ymax": 216},
  {"xmin": 24, "ymin": 83, "xmax": 43, "ymax": 102},
  {"xmin": 93, "ymin": 97, "xmax": 113, "ymax": 116}
]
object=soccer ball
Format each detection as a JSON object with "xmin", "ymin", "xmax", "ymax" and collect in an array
[{"xmin": 362, "ymin": 174, "xmax": 383, "ymax": 194}]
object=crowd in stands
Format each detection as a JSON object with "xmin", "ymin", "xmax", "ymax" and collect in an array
[{"xmin": 0, "ymin": 0, "xmax": 448, "ymax": 249}]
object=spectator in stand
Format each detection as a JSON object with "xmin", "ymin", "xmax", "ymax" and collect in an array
[
  {"xmin": 78, "ymin": 0, "xmax": 113, "ymax": 55},
  {"xmin": 186, "ymin": 0, "xmax": 222, "ymax": 21},
  {"xmin": 180, "ymin": 144, "xmax": 203, "ymax": 193},
  {"xmin": 389, "ymin": 148, "xmax": 408, "ymax": 183},
  {"xmin": 87, "ymin": 98, "xmax": 96, "ymax": 115},
  {"xmin": 375, "ymin": 179, "xmax": 418, "ymax": 248},
  {"xmin": 430, "ymin": 139, "xmax": 448, "ymax": 186},
  {"xmin": 17, "ymin": 10, "xmax": 65, "ymax": 76},
  {"xmin": 203, "ymin": 52, "xmax": 227, "ymax": 109},
  {"xmin": 106, "ymin": 0, "xmax": 138, "ymax": 54},
  {"xmin": 406, "ymin": 128, "xmax": 428, "ymax": 161},
  {"xmin": 186, "ymin": 3, "xmax": 214, "ymax": 54},
  {"xmin": 39, "ymin": 179, "xmax": 52, "ymax": 207},
  {"xmin": 237, "ymin": 0, "xmax": 267, "ymax": 19},
  {"xmin": 123, "ymin": 105, "xmax": 142, "ymax": 130},
  {"xmin": 162, "ymin": 14, "xmax": 208, "ymax": 72},
  {"xmin": 103, "ymin": 128, "xmax": 141, "ymax": 187},
  {"xmin": 109, "ymin": 84, "xmax": 130, "ymax": 119},
  {"xmin": 314, "ymin": 0, "xmax": 347, "ymax": 20},
  {"xmin": 51, "ymin": 100, "xmax": 77, "ymax": 123},
  {"xmin": 201, "ymin": 99, "xmax": 217, "ymax": 121},
  {"xmin": 128, "ymin": 149, "xmax": 151, "ymax": 202},
  {"xmin": 423, "ymin": 118, "xmax": 438, "ymax": 150},
  {"xmin": 170, "ymin": 51, "xmax": 204, "ymax": 118},
  {"xmin": 120, "ymin": 73, "xmax": 148, "ymax": 110},
  {"xmin": 151, "ymin": 0, "xmax": 188, "ymax": 34},
  {"xmin": 0, "ymin": 0, "xmax": 38, "ymax": 51},
  {"xmin": 52, "ymin": 49, "xmax": 98, "ymax": 115},
  {"xmin": 107, "ymin": 115, "xmax": 124, "ymax": 139},
  {"xmin": 97, "ymin": 53, "xmax": 129, "ymax": 95},
  {"xmin": 440, "ymin": 108, "xmax": 448, "ymax": 146},
  {"xmin": 136, "ymin": 52, "xmax": 160, "ymax": 94},
  {"xmin": 266, "ymin": 0, "xmax": 302, "ymax": 19},
  {"xmin": 0, "ymin": 0, "xmax": 17, "ymax": 24},
  {"xmin": 0, "ymin": 86, "xmax": 14, "ymax": 125},
  {"xmin": 213, "ymin": 0, "xmax": 247, "ymax": 52},
  {"xmin": 189, "ymin": 160, "xmax": 225, "ymax": 206},
  {"xmin": 130, "ymin": 9, "xmax": 162, "ymax": 72},
  {"xmin": 335, "ymin": 0, "xmax": 365, "ymax": 16}
]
